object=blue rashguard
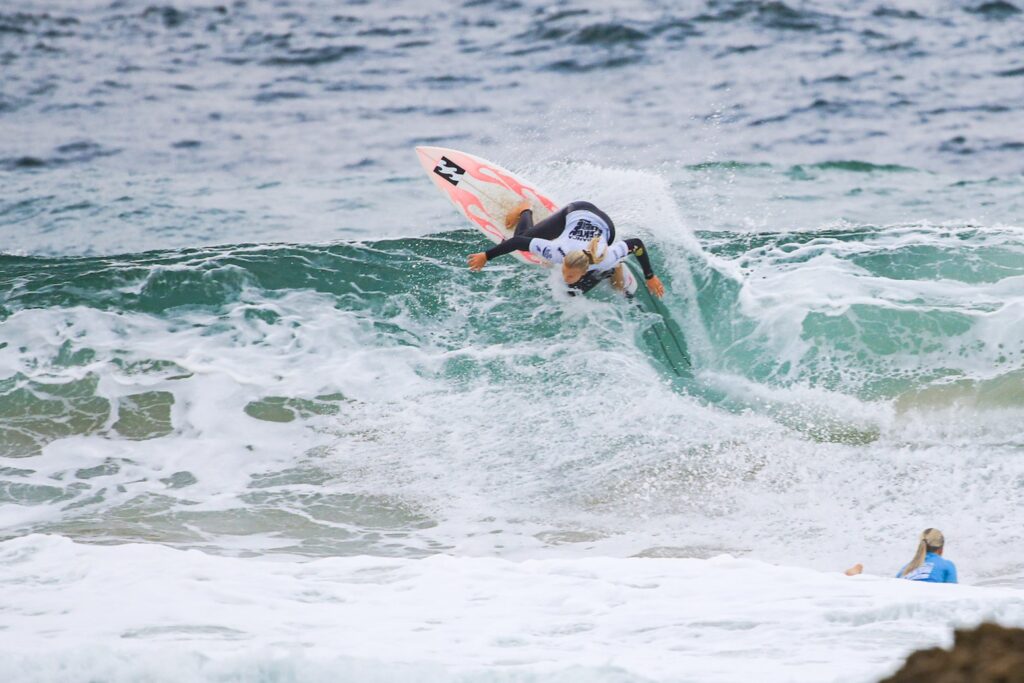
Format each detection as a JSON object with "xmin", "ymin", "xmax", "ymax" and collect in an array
[{"xmin": 897, "ymin": 552, "xmax": 958, "ymax": 583}]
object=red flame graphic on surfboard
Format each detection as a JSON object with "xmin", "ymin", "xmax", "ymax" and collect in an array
[{"xmin": 415, "ymin": 146, "xmax": 560, "ymax": 266}]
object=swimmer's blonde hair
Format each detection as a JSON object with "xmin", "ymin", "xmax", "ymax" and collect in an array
[
  {"xmin": 564, "ymin": 236, "xmax": 606, "ymax": 271},
  {"xmin": 899, "ymin": 528, "xmax": 945, "ymax": 578}
]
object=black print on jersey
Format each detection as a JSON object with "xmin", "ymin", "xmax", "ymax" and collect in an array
[
  {"xmin": 567, "ymin": 219, "xmax": 601, "ymax": 240},
  {"xmin": 433, "ymin": 156, "xmax": 466, "ymax": 186}
]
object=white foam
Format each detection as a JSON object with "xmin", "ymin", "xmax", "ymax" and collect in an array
[{"xmin": 1, "ymin": 535, "xmax": 1022, "ymax": 683}]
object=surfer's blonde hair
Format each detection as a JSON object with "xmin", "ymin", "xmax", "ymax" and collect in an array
[
  {"xmin": 899, "ymin": 528, "xmax": 945, "ymax": 577},
  {"xmin": 564, "ymin": 236, "xmax": 606, "ymax": 271}
]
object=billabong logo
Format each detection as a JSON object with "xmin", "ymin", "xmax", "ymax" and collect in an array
[{"xmin": 433, "ymin": 157, "xmax": 466, "ymax": 186}]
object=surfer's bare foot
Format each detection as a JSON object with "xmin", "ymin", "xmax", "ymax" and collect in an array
[
  {"xmin": 504, "ymin": 200, "xmax": 531, "ymax": 231},
  {"xmin": 844, "ymin": 563, "xmax": 864, "ymax": 576}
]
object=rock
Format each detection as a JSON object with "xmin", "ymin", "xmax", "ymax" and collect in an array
[{"xmin": 880, "ymin": 622, "xmax": 1024, "ymax": 683}]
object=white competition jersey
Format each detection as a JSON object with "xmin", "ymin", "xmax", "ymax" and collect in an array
[{"xmin": 527, "ymin": 209, "xmax": 628, "ymax": 272}]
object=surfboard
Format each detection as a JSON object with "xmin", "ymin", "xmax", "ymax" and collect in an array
[{"xmin": 415, "ymin": 146, "xmax": 637, "ymax": 294}]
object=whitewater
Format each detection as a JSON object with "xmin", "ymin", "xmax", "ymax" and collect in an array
[{"xmin": 3, "ymin": 1, "xmax": 1024, "ymax": 681}]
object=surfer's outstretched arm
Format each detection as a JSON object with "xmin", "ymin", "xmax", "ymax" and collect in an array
[
  {"xmin": 467, "ymin": 236, "xmax": 530, "ymax": 270},
  {"xmin": 467, "ymin": 206, "xmax": 571, "ymax": 270}
]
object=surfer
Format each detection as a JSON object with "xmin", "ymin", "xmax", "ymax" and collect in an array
[
  {"xmin": 844, "ymin": 528, "xmax": 958, "ymax": 583},
  {"xmin": 466, "ymin": 201, "xmax": 666, "ymax": 298}
]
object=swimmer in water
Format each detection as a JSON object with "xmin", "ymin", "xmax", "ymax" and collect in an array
[
  {"xmin": 467, "ymin": 200, "xmax": 666, "ymax": 298},
  {"xmin": 845, "ymin": 528, "xmax": 958, "ymax": 583}
]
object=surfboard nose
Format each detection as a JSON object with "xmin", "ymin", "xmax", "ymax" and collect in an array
[
  {"xmin": 415, "ymin": 146, "xmax": 445, "ymax": 173},
  {"xmin": 415, "ymin": 146, "xmax": 444, "ymax": 160}
]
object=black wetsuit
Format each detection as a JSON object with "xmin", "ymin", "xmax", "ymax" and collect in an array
[{"xmin": 484, "ymin": 201, "xmax": 656, "ymax": 294}]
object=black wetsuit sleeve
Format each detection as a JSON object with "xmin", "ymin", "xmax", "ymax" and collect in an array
[
  {"xmin": 624, "ymin": 238, "xmax": 656, "ymax": 279},
  {"xmin": 484, "ymin": 235, "xmax": 532, "ymax": 260},
  {"xmin": 483, "ymin": 205, "xmax": 570, "ymax": 261}
]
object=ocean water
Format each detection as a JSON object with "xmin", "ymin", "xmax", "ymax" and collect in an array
[{"xmin": 2, "ymin": 1, "xmax": 1023, "ymax": 681}]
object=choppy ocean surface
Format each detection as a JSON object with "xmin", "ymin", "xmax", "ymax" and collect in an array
[{"xmin": 2, "ymin": 1, "xmax": 1023, "ymax": 681}]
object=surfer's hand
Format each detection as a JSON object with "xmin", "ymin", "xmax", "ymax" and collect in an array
[
  {"xmin": 646, "ymin": 275, "xmax": 665, "ymax": 298},
  {"xmin": 468, "ymin": 253, "xmax": 488, "ymax": 271}
]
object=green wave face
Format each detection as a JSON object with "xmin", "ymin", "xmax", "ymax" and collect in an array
[
  {"xmin": 695, "ymin": 224, "xmax": 1024, "ymax": 401},
  {"xmin": 3, "ymin": 224, "xmax": 1022, "ymax": 442},
  {"xmin": 0, "ymin": 233, "xmax": 694, "ymax": 551},
  {"xmin": 0, "ymin": 231, "xmax": 690, "ymax": 393}
]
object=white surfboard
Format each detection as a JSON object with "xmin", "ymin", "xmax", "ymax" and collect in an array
[{"xmin": 415, "ymin": 146, "xmax": 637, "ymax": 295}]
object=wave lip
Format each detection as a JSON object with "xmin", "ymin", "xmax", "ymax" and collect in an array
[
  {"xmin": 966, "ymin": 1, "xmax": 1022, "ymax": 19},
  {"xmin": 262, "ymin": 44, "xmax": 364, "ymax": 67},
  {"xmin": 695, "ymin": 1, "xmax": 838, "ymax": 31},
  {"xmin": 1, "ymin": 140, "xmax": 120, "ymax": 171},
  {"xmin": 571, "ymin": 22, "xmax": 649, "ymax": 45}
]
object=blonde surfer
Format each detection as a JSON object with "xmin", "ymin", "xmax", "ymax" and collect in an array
[{"xmin": 467, "ymin": 200, "xmax": 666, "ymax": 298}]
